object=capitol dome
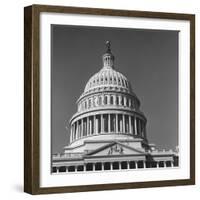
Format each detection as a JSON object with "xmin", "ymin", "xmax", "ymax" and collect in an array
[
  {"xmin": 84, "ymin": 66, "xmax": 133, "ymax": 95},
  {"xmin": 67, "ymin": 41, "xmax": 147, "ymax": 150},
  {"xmin": 53, "ymin": 41, "xmax": 178, "ymax": 174}
]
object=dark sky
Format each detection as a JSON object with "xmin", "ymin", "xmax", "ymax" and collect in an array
[{"xmin": 51, "ymin": 24, "xmax": 178, "ymax": 154}]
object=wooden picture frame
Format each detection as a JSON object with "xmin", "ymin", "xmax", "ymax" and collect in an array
[{"xmin": 24, "ymin": 4, "xmax": 195, "ymax": 194}]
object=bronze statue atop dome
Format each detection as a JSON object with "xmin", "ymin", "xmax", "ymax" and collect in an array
[{"xmin": 106, "ymin": 41, "xmax": 111, "ymax": 53}]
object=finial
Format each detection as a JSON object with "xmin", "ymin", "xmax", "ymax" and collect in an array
[
  {"xmin": 102, "ymin": 41, "xmax": 114, "ymax": 69},
  {"xmin": 106, "ymin": 41, "xmax": 111, "ymax": 53}
]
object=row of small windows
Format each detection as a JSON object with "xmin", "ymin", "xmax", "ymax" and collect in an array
[
  {"xmin": 52, "ymin": 160, "xmax": 178, "ymax": 173},
  {"xmin": 89, "ymin": 76, "xmax": 129, "ymax": 88},
  {"xmin": 78, "ymin": 94, "xmax": 137, "ymax": 112},
  {"xmin": 85, "ymin": 86, "xmax": 129, "ymax": 95}
]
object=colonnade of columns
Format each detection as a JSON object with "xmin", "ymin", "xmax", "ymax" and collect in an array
[
  {"xmin": 53, "ymin": 160, "xmax": 175, "ymax": 173},
  {"xmin": 70, "ymin": 113, "xmax": 146, "ymax": 143},
  {"xmin": 78, "ymin": 93, "xmax": 137, "ymax": 112}
]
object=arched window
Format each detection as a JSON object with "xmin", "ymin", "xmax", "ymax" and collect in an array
[
  {"xmin": 93, "ymin": 97, "xmax": 96, "ymax": 107},
  {"xmin": 110, "ymin": 96, "xmax": 113, "ymax": 105},
  {"xmin": 99, "ymin": 96, "xmax": 102, "ymax": 105},
  {"xmin": 88, "ymin": 99, "xmax": 91, "ymax": 108},
  {"xmin": 125, "ymin": 115, "xmax": 129, "ymax": 133},
  {"xmin": 121, "ymin": 96, "xmax": 124, "ymax": 105},
  {"xmin": 118, "ymin": 78, "xmax": 121, "ymax": 85},
  {"xmin": 116, "ymin": 96, "xmax": 119, "ymax": 105},
  {"xmin": 110, "ymin": 114, "xmax": 115, "ymax": 132},
  {"xmin": 104, "ymin": 96, "xmax": 108, "ymax": 105}
]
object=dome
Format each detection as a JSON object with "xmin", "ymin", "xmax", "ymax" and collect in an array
[
  {"xmin": 84, "ymin": 67, "xmax": 133, "ymax": 94},
  {"xmin": 83, "ymin": 40, "xmax": 133, "ymax": 96},
  {"xmin": 68, "ymin": 41, "xmax": 146, "ymax": 148}
]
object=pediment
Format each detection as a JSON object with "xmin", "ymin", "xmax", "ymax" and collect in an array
[{"xmin": 86, "ymin": 142, "xmax": 145, "ymax": 157}]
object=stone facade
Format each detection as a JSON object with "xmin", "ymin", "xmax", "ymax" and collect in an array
[{"xmin": 52, "ymin": 41, "xmax": 178, "ymax": 173}]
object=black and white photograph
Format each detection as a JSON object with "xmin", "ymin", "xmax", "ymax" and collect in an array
[
  {"xmin": 51, "ymin": 25, "xmax": 179, "ymax": 174},
  {"xmin": 24, "ymin": 5, "xmax": 195, "ymax": 194}
]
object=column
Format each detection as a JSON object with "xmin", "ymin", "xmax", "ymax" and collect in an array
[
  {"xmin": 89, "ymin": 117, "xmax": 92, "ymax": 135},
  {"xmin": 56, "ymin": 167, "xmax": 59, "ymax": 173},
  {"xmin": 70, "ymin": 125, "xmax": 72, "ymax": 143},
  {"xmin": 163, "ymin": 161, "xmax": 167, "ymax": 168},
  {"xmin": 101, "ymin": 114, "xmax": 103, "ymax": 133},
  {"xmin": 138, "ymin": 119, "xmax": 141, "ymax": 136},
  {"xmin": 114, "ymin": 95, "xmax": 116, "ymax": 105},
  {"xmin": 96, "ymin": 115, "xmax": 98, "ymax": 134},
  {"xmin": 74, "ymin": 124, "xmax": 76, "ymax": 140},
  {"xmin": 71, "ymin": 124, "xmax": 74, "ymax": 141},
  {"xmin": 87, "ymin": 117, "xmax": 89, "ymax": 136},
  {"xmin": 93, "ymin": 115, "xmax": 96, "ymax": 134},
  {"xmin": 143, "ymin": 161, "xmax": 146, "ymax": 168},
  {"xmin": 77, "ymin": 121, "xmax": 80, "ymax": 139},
  {"xmin": 124, "ymin": 97, "xmax": 127, "ymax": 106},
  {"xmin": 119, "ymin": 162, "xmax": 121, "ymax": 170},
  {"xmin": 83, "ymin": 164, "xmax": 86, "ymax": 171},
  {"xmin": 65, "ymin": 166, "xmax": 68, "ymax": 172},
  {"xmin": 72, "ymin": 124, "xmax": 74, "ymax": 141},
  {"xmin": 116, "ymin": 114, "xmax": 118, "ymax": 133},
  {"xmin": 119, "ymin": 96, "xmax": 122, "ymax": 106},
  {"xmin": 81, "ymin": 119, "xmax": 84, "ymax": 137},
  {"xmin": 75, "ymin": 121, "xmax": 78, "ymax": 139},
  {"xmin": 140, "ymin": 121, "xmax": 143, "ymax": 137},
  {"xmin": 156, "ymin": 162, "xmax": 159, "ymax": 168},
  {"xmin": 122, "ymin": 114, "xmax": 125, "ymax": 133},
  {"xmin": 102, "ymin": 163, "xmax": 104, "ymax": 170},
  {"xmin": 108, "ymin": 95, "xmax": 110, "ymax": 105},
  {"xmin": 171, "ymin": 161, "xmax": 174, "ymax": 167},
  {"xmin": 78, "ymin": 121, "xmax": 80, "ymax": 139},
  {"xmin": 120, "ymin": 115, "xmax": 123, "ymax": 132},
  {"xmin": 108, "ymin": 114, "xmax": 111, "ymax": 133},
  {"xmin": 135, "ymin": 162, "xmax": 138, "ymax": 169},
  {"xmin": 138, "ymin": 119, "xmax": 142, "ymax": 136},
  {"xmin": 73, "ymin": 123, "xmax": 75, "ymax": 140},
  {"xmin": 129, "ymin": 115, "xmax": 132, "ymax": 134},
  {"xmin": 134, "ymin": 116, "xmax": 138, "ymax": 135},
  {"xmin": 127, "ymin": 161, "xmax": 130, "ymax": 169},
  {"xmin": 110, "ymin": 162, "xmax": 113, "ymax": 170},
  {"xmin": 102, "ymin": 95, "xmax": 104, "ymax": 105}
]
